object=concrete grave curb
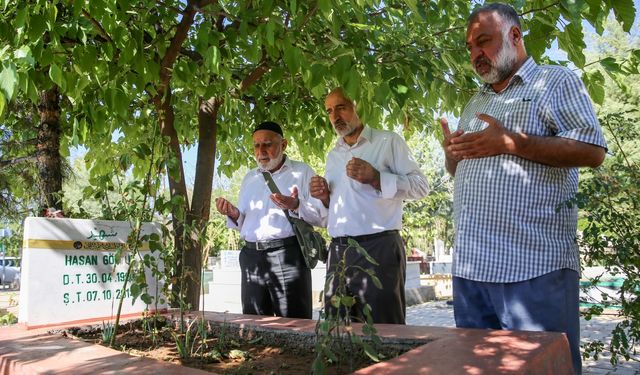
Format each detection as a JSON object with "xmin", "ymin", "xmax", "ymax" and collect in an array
[{"xmin": 0, "ymin": 311, "xmax": 574, "ymax": 374}]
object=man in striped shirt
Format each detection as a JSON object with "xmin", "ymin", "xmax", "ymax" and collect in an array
[{"xmin": 441, "ymin": 3, "xmax": 607, "ymax": 374}]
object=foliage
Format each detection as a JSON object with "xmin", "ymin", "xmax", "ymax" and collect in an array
[
  {"xmin": 172, "ymin": 317, "xmax": 205, "ymax": 359},
  {"xmin": 0, "ymin": 311, "xmax": 17, "ymax": 325},
  {"xmin": 573, "ymin": 16, "xmax": 640, "ymax": 365},
  {"xmin": 0, "ymin": 223, "xmax": 23, "ymax": 257},
  {"xmin": 101, "ymin": 321, "xmax": 115, "ymax": 344},
  {"xmin": 0, "ymin": 97, "xmax": 46, "ymax": 220},
  {"xmin": 314, "ymin": 238, "xmax": 383, "ymax": 374},
  {"xmin": 0, "ymin": 0, "xmax": 629, "ymax": 191},
  {"xmin": 403, "ymin": 132, "xmax": 453, "ymax": 254},
  {"xmin": 576, "ymin": 110, "xmax": 640, "ymax": 364}
]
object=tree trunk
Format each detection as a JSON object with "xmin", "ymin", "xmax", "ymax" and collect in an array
[
  {"xmin": 186, "ymin": 97, "xmax": 221, "ymax": 310},
  {"xmin": 154, "ymin": 89, "xmax": 191, "ymax": 308},
  {"xmin": 36, "ymin": 87, "xmax": 63, "ymax": 214}
]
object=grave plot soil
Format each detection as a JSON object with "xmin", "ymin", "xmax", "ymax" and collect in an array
[{"xmin": 61, "ymin": 317, "xmax": 403, "ymax": 375}]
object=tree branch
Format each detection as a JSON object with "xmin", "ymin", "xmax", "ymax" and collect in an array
[
  {"xmin": 0, "ymin": 138, "xmax": 38, "ymax": 148},
  {"xmin": 159, "ymin": 0, "xmax": 217, "ymax": 95},
  {"xmin": 238, "ymin": 61, "xmax": 270, "ymax": 92},
  {"xmin": 0, "ymin": 155, "xmax": 37, "ymax": 169},
  {"xmin": 520, "ymin": 2, "xmax": 561, "ymax": 17},
  {"xmin": 81, "ymin": 9, "xmax": 114, "ymax": 44}
]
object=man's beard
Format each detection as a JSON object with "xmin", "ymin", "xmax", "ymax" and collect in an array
[
  {"xmin": 258, "ymin": 152, "xmax": 284, "ymax": 171},
  {"xmin": 333, "ymin": 119, "xmax": 358, "ymax": 137},
  {"xmin": 475, "ymin": 30, "xmax": 518, "ymax": 84}
]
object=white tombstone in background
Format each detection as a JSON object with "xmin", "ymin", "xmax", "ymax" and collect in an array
[
  {"xmin": 430, "ymin": 238, "xmax": 453, "ymax": 274},
  {"xmin": 19, "ymin": 217, "xmax": 167, "ymax": 328}
]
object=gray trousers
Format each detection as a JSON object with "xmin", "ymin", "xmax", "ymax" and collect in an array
[
  {"xmin": 324, "ymin": 231, "xmax": 406, "ymax": 324},
  {"xmin": 239, "ymin": 243, "xmax": 312, "ymax": 319}
]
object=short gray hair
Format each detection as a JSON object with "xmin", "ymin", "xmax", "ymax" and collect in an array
[{"xmin": 468, "ymin": 3, "xmax": 521, "ymax": 29}]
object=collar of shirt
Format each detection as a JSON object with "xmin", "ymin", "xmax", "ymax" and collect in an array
[
  {"xmin": 480, "ymin": 57, "xmax": 537, "ymax": 94},
  {"xmin": 335, "ymin": 125, "xmax": 373, "ymax": 150}
]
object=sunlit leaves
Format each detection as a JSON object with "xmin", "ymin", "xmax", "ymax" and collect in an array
[
  {"xmin": 14, "ymin": 46, "xmax": 34, "ymax": 66},
  {"xmin": 558, "ymin": 22, "xmax": 586, "ymax": 68},
  {"xmin": 48, "ymin": 63, "xmax": 64, "ymax": 89},
  {"xmin": 0, "ymin": 91, "xmax": 5, "ymax": 119},
  {"xmin": 583, "ymin": 70, "xmax": 605, "ymax": 105},
  {"xmin": 583, "ymin": 0, "xmax": 606, "ymax": 34},
  {"xmin": 0, "ymin": 63, "xmax": 17, "ymax": 100},
  {"xmin": 609, "ymin": 0, "xmax": 636, "ymax": 33}
]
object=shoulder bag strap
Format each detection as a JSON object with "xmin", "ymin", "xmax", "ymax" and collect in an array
[{"xmin": 261, "ymin": 171, "xmax": 291, "ymax": 220}]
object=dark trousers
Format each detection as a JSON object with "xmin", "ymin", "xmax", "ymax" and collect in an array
[
  {"xmin": 324, "ymin": 231, "xmax": 406, "ymax": 324},
  {"xmin": 239, "ymin": 243, "xmax": 312, "ymax": 319},
  {"xmin": 453, "ymin": 269, "xmax": 581, "ymax": 375}
]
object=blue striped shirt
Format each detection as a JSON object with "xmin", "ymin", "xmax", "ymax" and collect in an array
[{"xmin": 452, "ymin": 58, "xmax": 607, "ymax": 283}]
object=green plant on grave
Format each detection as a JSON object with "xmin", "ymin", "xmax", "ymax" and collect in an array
[
  {"xmin": 100, "ymin": 132, "xmax": 177, "ymax": 348},
  {"xmin": 313, "ymin": 238, "xmax": 384, "ymax": 374},
  {"xmin": 101, "ymin": 321, "xmax": 115, "ymax": 344},
  {"xmin": 0, "ymin": 311, "xmax": 17, "ymax": 325},
  {"xmin": 570, "ymin": 111, "xmax": 640, "ymax": 365},
  {"xmin": 172, "ymin": 316, "xmax": 213, "ymax": 360},
  {"xmin": 141, "ymin": 310, "xmax": 165, "ymax": 347}
]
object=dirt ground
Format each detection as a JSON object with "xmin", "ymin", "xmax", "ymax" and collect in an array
[{"xmin": 64, "ymin": 317, "xmax": 377, "ymax": 375}]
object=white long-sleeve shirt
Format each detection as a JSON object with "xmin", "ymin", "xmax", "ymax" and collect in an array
[
  {"xmin": 228, "ymin": 156, "xmax": 327, "ymax": 242},
  {"xmin": 324, "ymin": 126, "xmax": 429, "ymax": 237}
]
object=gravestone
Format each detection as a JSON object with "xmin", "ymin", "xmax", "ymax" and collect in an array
[
  {"xmin": 19, "ymin": 217, "xmax": 167, "ymax": 328},
  {"xmin": 430, "ymin": 238, "xmax": 452, "ymax": 274},
  {"xmin": 220, "ymin": 250, "xmax": 240, "ymax": 269}
]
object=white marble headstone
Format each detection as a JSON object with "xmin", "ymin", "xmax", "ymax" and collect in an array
[{"xmin": 19, "ymin": 217, "xmax": 167, "ymax": 328}]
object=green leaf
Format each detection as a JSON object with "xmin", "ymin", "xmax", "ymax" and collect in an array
[
  {"xmin": 390, "ymin": 77, "xmax": 410, "ymax": 108},
  {"xmin": 0, "ymin": 91, "xmax": 5, "ymax": 120},
  {"xmin": 15, "ymin": 6, "xmax": 28, "ymax": 30},
  {"xmin": 560, "ymin": 0, "xmax": 585, "ymax": 20},
  {"xmin": 49, "ymin": 64, "xmax": 65, "ymax": 88},
  {"xmin": 14, "ymin": 46, "xmax": 34, "ymax": 67},
  {"xmin": 0, "ymin": 64, "xmax": 17, "ymax": 100},
  {"xmin": 361, "ymin": 341, "xmax": 381, "ymax": 362},
  {"xmin": 584, "ymin": 0, "xmax": 605, "ymax": 34},
  {"xmin": 609, "ymin": 0, "xmax": 635, "ymax": 32},
  {"xmin": 340, "ymin": 295, "xmax": 356, "ymax": 307},
  {"xmin": 558, "ymin": 22, "xmax": 586, "ymax": 68},
  {"xmin": 370, "ymin": 274, "xmax": 383, "ymax": 289},
  {"xmin": 113, "ymin": 88, "xmax": 129, "ymax": 117},
  {"xmin": 140, "ymin": 293, "xmax": 153, "ymax": 305},
  {"xmin": 283, "ymin": 45, "xmax": 299, "ymax": 75},
  {"xmin": 318, "ymin": 0, "xmax": 332, "ymax": 18},
  {"xmin": 130, "ymin": 284, "xmax": 141, "ymax": 302},
  {"xmin": 205, "ymin": 46, "xmax": 220, "ymax": 73},
  {"xmin": 599, "ymin": 57, "xmax": 621, "ymax": 73},
  {"xmin": 584, "ymin": 70, "xmax": 605, "ymax": 105},
  {"xmin": 265, "ymin": 20, "xmax": 275, "ymax": 46},
  {"xmin": 330, "ymin": 294, "xmax": 340, "ymax": 308}
]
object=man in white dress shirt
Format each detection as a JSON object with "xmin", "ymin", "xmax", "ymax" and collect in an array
[
  {"xmin": 310, "ymin": 88, "xmax": 429, "ymax": 324},
  {"xmin": 215, "ymin": 121, "xmax": 326, "ymax": 319}
]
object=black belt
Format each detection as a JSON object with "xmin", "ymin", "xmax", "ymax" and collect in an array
[
  {"xmin": 244, "ymin": 236, "xmax": 298, "ymax": 251},
  {"xmin": 331, "ymin": 230, "xmax": 399, "ymax": 247}
]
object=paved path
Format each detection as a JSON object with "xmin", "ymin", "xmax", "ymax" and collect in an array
[
  {"xmin": 406, "ymin": 300, "xmax": 640, "ymax": 375},
  {"xmin": 3, "ymin": 289, "xmax": 638, "ymax": 374}
]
